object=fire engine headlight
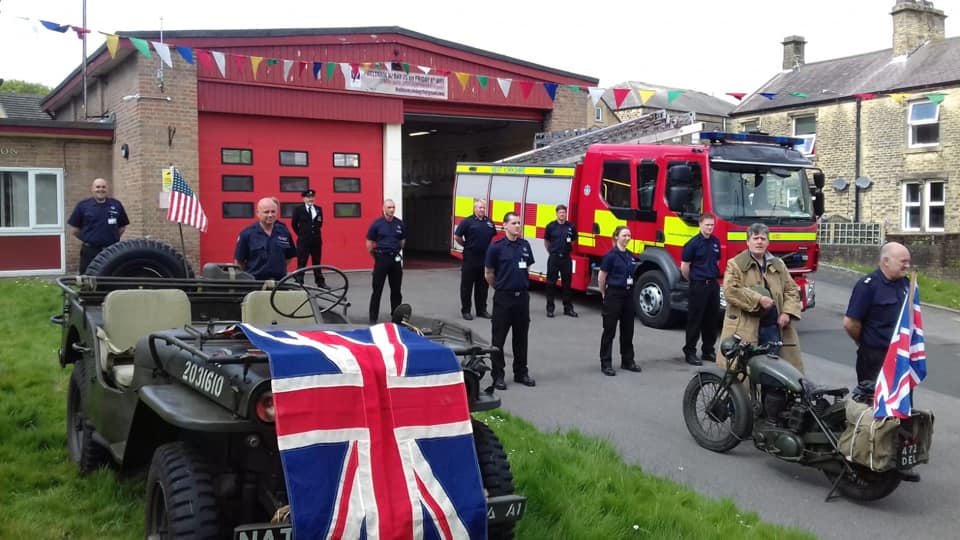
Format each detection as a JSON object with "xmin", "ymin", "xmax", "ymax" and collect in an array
[{"xmin": 255, "ymin": 391, "xmax": 275, "ymax": 423}]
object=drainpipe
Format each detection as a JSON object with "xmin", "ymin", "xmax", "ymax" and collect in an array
[{"xmin": 853, "ymin": 96, "xmax": 862, "ymax": 222}]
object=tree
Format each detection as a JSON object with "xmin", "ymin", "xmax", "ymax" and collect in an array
[{"xmin": 0, "ymin": 79, "xmax": 52, "ymax": 96}]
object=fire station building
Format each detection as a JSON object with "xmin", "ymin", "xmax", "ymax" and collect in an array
[{"xmin": 0, "ymin": 27, "xmax": 596, "ymax": 275}]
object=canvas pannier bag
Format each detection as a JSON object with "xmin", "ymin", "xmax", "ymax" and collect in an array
[{"xmin": 837, "ymin": 400, "xmax": 934, "ymax": 472}]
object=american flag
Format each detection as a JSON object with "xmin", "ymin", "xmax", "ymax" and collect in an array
[
  {"xmin": 874, "ymin": 276, "xmax": 927, "ymax": 419},
  {"xmin": 240, "ymin": 323, "xmax": 488, "ymax": 539},
  {"xmin": 167, "ymin": 167, "xmax": 208, "ymax": 232}
]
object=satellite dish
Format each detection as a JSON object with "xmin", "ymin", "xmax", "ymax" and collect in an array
[
  {"xmin": 855, "ymin": 176, "xmax": 872, "ymax": 189},
  {"xmin": 832, "ymin": 178, "xmax": 849, "ymax": 192}
]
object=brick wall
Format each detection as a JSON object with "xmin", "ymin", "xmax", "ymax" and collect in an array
[
  {"xmin": 544, "ymin": 86, "xmax": 591, "ymax": 132},
  {"xmin": 735, "ymin": 88, "xmax": 959, "ymax": 234}
]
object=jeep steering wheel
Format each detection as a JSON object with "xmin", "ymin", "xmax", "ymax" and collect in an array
[{"xmin": 271, "ymin": 265, "xmax": 349, "ymax": 318}]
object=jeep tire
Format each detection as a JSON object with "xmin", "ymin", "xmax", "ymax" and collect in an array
[
  {"xmin": 67, "ymin": 361, "xmax": 111, "ymax": 475},
  {"xmin": 473, "ymin": 418, "xmax": 516, "ymax": 540},
  {"xmin": 146, "ymin": 442, "xmax": 221, "ymax": 540},
  {"xmin": 86, "ymin": 238, "xmax": 194, "ymax": 278}
]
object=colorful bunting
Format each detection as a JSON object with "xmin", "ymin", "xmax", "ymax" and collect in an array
[
  {"xmin": 283, "ymin": 59, "xmax": 294, "ymax": 81},
  {"xmin": 299, "ymin": 61, "xmax": 310, "ymax": 79},
  {"xmin": 925, "ymin": 93, "xmax": 946, "ymax": 104},
  {"xmin": 128, "ymin": 37, "xmax": 152, "ymax": 59},
  {"xmin": 477, "ymin": 75, "xmax": 489, "ymax": 89},
  {"xmin": 789, "ymin": 92, "xmax": 809, "ymax": 99},
  {"xmin": 519, "ymin": 80, "xmax": 534, "ymax": 99},
  {"xmin": 888, "ymin": 92, "xmax": 911, "ymax": 105},
  {"xmin": 759, "ymin": 92, "xmax": 777, "ymax": 100},
  {"xmin": 494, "ymin": 78, "xmax": 510, "ymax": 98},
  {"xmin": 853, "ymin": 93, "xmax": 877, "ymax": 100},
  {"xmin": 667, "ymin": 90, "xmax": 685, "ymax": 104},
  {"xmin": 637, "ymin": 89, "xmax": 655, "ymax": 105},
  {"xmin": 454, "ymin": 72, "xmax": 470, "ymax": 90},
  {"xmin": 313, "ymin": 62, "xmax": 323, "ymax": 80},
  {"xmin": 211, "ymin": 51, "xmax": 227, "ymax": 78},
  {"xmin": 567, "ymin": 85, "xmax": 581, "ymax": 93},
  {"xmin": 232, "ymin": 54, "xmax": 246, "ymax": 75},
  {"xmin": 543, "ymin": 82, "xmax": 558, "ymax": 101},
  {"xmin": 726, "ymin": 92, "xmax": 746, "ymax": 101},
  {"xmin": 588, "ymin": 87, "xmax": 604, "ymax": 106},
  {"xmin": 40, "ymin": 20, "xmax": 69, "ymax": 33},
  {"xmin": 195, "ymin": 50, "xmax": 214, "ymax": 73},
  {"xmin": 249, "ymin": 56, "xmax": 263, "ymax": 79},
  {"xmin": 326, "ymin": 62, "xmax": 336, "ymax": 80},
  {"xmin": 152, "ymin": 42, "xmax": 173, "ymax": 68},
  {"xmin": 418, "ymin": 65, "xmax": 432, "ymax": 75},
  {"xmin": 613, "ymin": 88, "xmax": 631, "ymax": 108},
  {"xmin": 105, "ymin": 34, "xmax": 120, "ymax": 59},
  {"xmin": 176, "ymin": 45, "xmax": 194, "ymax": 64},
  {"xmin": 70, "ymin": 26, "xmax": 90, "ymax": 40}
]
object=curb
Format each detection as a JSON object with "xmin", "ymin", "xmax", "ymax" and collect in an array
[{"xmin": 819, "ymin": 263, "xmax": 960, "ymax": 314}]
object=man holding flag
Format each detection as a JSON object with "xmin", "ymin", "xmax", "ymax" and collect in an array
[{"xmin": 842, "ymin": 242, "xmax": 912, "ymax": 383}]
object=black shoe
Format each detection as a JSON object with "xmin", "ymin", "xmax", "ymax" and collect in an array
[
  {"xmin": 462, "ymin": 312, "xmax": 474, "ymax": 321},
  {"xmin": 702, "ymin": 354, "xmax": 716, "ymax": 364},
  {"xmin": 316, "ymin": 280, "xmax": 328, "ymax": 289},
  {"xmin": 493, "ymin": 377, "xmax": 507, "ymax": 390},
  {"xmin": 477, "ymin": 311, "xmax": 491, "ymax": 319},
  {"xmin": 564, "ymin": 309, "xmax": 579, "ymax": 318},
  {"xmin": 684, "ymin": 352, "xmax": 702, "ymax": 366},
  {"xmin": 514, "ymin": 375, "xmax": 536, "ymax": 387},
  {"xmin": 601, "ymin": 366, "xmax": 616, "ymax": 376},
  {"xmin": 546, "ymin": 310, "xmax": 555, "ymax": 318},
  {"xmin": 621, "ymin": 363, "xmax": 642, "ymax": 372},
  {"xmin": 369, "ymin": 318, "xmax": 378, "ymax": 325}
]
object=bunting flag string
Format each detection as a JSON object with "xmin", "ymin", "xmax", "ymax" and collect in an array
[{"xmin": 8, "ymin": 13, "xmax": 951, "ymax": 107}]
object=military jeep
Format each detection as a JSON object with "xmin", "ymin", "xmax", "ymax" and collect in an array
[{"xmin": 55, "ymin": 239, "xmax": 524, "ymax": 539}]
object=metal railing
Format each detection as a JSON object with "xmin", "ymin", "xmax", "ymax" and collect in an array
[{"xmin": 817, "ymin": 222, "xmax": 884, "ymax": 245}]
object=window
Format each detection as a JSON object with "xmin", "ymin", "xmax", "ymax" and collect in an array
[
  {"xmin": 221, "ymin": 175, "xmax": 254, "ymax": 191},
  {"xmin": 222, "ymin": 202, "xmax": 254, "ymax": 219},
  {"xmin": 793, "ymin": 115, "xmax": 816, "ymax": 155},
  {"xmin": 741, "ymin": 120, "xmax": 759, "ymax": 133},
  {"xmin": 908, "ymin": 101, "xmax": 940, "ymax": 147},
  {"xmin": 279, "ymin": 150, "xmax": 308, "ymax": 167},
  {"xmin": 333, "ymin": 153, "xmax": 360, "ymax": 168},
  {"xmin": 594, "ymin": 106, "xmax": 603, "ymax": 122},
  {"xmin": 221, "ymin": 148, "xmax": 253, "ymax": 165},
  {"xmin": 279, "ymin": 177, "xmax": 309, "ymax": 193},
  {"xmin": 1, "ymin": 169, "xmax": 62, "ymax": 229},
  {"xmin": 334, "ymin": 177, "xmax": 361, "ymax": 193},
  {"xmin": 600, "ymin": 161, "xmax": 632, "ymax": 208},
  {"xmin": 280, "ymin": 202, "xmax": 300, "ymax": 219},
  {"xmin": 334, "ymin": 202, "xmax": 361, "ymax": 217},
  {"xmin": 636, "ymin": 162, "xmax": 658, "ymax": 212},
  {"xmin": 902, "ymin": 180, "xmax": 945, "ymax": 231}
]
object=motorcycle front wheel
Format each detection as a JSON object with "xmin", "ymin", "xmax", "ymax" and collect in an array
[
  {"xmin": 682, "ymin": 372, "xmax": 752, "ymax": 452},
  {"xmin": 823, "ymin": 465, "xmax": 902, "ymax": 501}
]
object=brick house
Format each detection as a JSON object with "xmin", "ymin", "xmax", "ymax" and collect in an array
[{"xmin": 730, "ymin": 0, "xmax": 958, "ymax": 237}]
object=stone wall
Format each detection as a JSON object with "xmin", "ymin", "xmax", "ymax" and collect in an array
[
  {"xmin": 821, "ymin": 233, "xmax": 960, "ymax": 280},
  {"xmin": 544, "ymin": 86, "xmax": 591, "ymax": 133}
]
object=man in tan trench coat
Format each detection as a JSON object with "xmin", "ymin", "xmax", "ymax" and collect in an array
[{"xmin": 718, "ymin": 223, "xmax": 804, "ymax": 372}]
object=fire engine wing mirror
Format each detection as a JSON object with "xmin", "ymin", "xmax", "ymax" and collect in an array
[
  {"xmin": 667, "ymin": 185, "xmax": 693, "ymax": 213},
  {"xmin": 811, "ymin": 169, "xmax": 825, "ymax": 217},
  {"xmin": 813, "ymin": 171, "xmax": 825, "ymax": 190},
  {"xmin": 667, "ymin": 164, "xmax": 692, "ymax": 185}
]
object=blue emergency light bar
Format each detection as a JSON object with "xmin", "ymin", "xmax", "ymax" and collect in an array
[{"xmin": 700, "ymin": 131, "xmax": 805, "ymax": 148}]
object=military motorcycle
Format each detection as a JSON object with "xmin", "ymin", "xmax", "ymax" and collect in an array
[{"xmin": 681, "ymin": 335, "xmax": 930, "ymax": 501}]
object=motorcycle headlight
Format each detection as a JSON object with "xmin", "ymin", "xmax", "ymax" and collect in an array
[{"xmin": 720, "ymin": 335, "xmax": 741, "ymax": 359}]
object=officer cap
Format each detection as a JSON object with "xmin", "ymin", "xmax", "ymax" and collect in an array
[{"xmin": 301, "ymin": 189, "xmax": 316, "ymax": 197}]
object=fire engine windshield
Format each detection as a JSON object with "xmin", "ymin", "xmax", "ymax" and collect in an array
[{"xmin": 709, "ymin": 164, "xmax": 815, "ymax": 225}]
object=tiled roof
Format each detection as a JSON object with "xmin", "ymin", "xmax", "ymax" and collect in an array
[
  {"xmin": 605, "ymin": 81, "xmax": 735, "ymax": 116},
  {"xmin": 733, "ymin": 36, "xmax": 960, "ymax": 115},
  {"xmin": 0, "ymin": 92, "xmax": 51, "ymax": 120}
]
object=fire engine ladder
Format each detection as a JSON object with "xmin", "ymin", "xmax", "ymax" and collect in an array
[{"xmin": 499, "ymin": 109, "xmax": 702, "ymax": 165}]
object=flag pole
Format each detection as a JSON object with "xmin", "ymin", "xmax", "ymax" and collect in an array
[{"xmin": 177, "ymin": 222, "xmax": 189, "ymax": 277}]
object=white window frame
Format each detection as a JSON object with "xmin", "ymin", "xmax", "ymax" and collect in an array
[
  {"xmin": 594, "ymin": 106, "xmax": 603, "ymax": 122},
  {"xmin": 741, "ymin": 119, "xmax": 760, "ymax": 133},
  {"xmin": 0, "ymin": 167, "xmax": 64, "ymax": 232},
  {"xmin": 907, "ymin": 101, "xmax": 940, "ymax": 148},
  {"xmin": 792, "ymin": 115, "xmax": 816, "ymax": 155},
  {"xmin": 901, "ymin": 180, "xmax": 946, "ymax": 232}
]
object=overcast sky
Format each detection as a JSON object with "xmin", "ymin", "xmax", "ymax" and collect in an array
[{"xmin": 1, "ymin": 0, "xmax": 954, "ymax": 99}]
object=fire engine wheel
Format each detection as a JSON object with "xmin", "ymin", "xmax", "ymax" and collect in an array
[
  {"xmin": 145, "ymin": 442, "xmax": 222, "ymax": 540},
  {"xmin": 635, "ymin": 270, "xmax": 679, "ymax": 329},
  {"xmin": 472, "ymin": 418, "xmax": 516, "ymax": 540},
  {"xmin": 85, "ymin": 238, "xmax": 194, "ymax": 278}
]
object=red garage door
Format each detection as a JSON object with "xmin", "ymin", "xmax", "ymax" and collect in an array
[{"xmin": 198, "ymin": 114, "xmax": 383, "ymax": 270}]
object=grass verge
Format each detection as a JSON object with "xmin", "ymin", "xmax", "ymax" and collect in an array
[
  {"xmin": 825, "ymin": 261, "xmax": 960, "ymax": 310},
  {"xmin": 0, "ymin": 278, "xmax": 814, "ymax": 539}
]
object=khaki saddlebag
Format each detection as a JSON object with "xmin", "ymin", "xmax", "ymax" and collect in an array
[{"xmin": 837, "ymin": 400, "xmax": 934, "ymax": 472}]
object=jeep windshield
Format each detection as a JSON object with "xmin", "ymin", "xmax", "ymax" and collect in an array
[{"xmin": 709, "ymin": 164, "xmax": 815, "ymax": 226}]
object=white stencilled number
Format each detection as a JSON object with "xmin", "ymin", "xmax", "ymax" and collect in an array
[{"xmin": 182, "ymin": 361, "xmax": 225, "ymax": 397}]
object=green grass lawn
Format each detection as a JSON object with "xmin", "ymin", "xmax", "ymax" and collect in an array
[
  {"xmin": 825, "ymin": 261, "xmax": 960, "ymax": 310},
  {"xmin": 0, "ymin": 278, "xmax": 815, "ymax": 540}
]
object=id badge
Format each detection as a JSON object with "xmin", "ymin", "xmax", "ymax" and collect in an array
[
  {"xmin": 107, "ymin": 218, "xmax": 117, "ymax": 225},
  {"xmin": 394, "ymin": 255, "xmax": 402, "ymax": 263},
  {"xmin": 626, "ymin": 277, "xmax": 634, "ymax": 286},
  {"xmin": 518, "ymin": 261, "xmax": 527, "ymax": 269},
  {"xmin": 566, "ymin": 237, "xmax": 571, "ymax": 243}
]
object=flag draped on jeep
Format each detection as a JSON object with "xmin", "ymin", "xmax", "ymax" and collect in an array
[{"xmin": 240, "ymin": 323, "xmax": 487, "ymax": 539}]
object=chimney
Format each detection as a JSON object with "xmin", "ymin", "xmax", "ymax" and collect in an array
[
  {"xmin": 782, "ymin": 35, "xmax": 806, "ymax": 70},
  {"xmin": 892, "ymin": 0, "xmax": 946, "ymax": 56}
]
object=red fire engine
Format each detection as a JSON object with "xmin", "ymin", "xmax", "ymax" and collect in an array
[{"xmin": 451, "ymin": 132, "xmax": 825, "ymax": 328}]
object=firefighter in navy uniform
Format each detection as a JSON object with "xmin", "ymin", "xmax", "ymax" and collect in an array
[
  {"xmin": 454, "ymin": 198, "xmax": 496, "ymax": 320},
  {"xmin": 68, "ymin": 178, "xmax": 130, "ymax": 273},
  {"xmin": 485, "ymin": 212, "xmax": 536, "ymax": 390},
  {"xmin": 544, "ymin": 204, "xmax": 578, "ymax": 318},
  {"xmin": 843, "ymin": 241, "xmax": 912, "ymax": 383},
  {"xmin": 366, "ymin": 199, "xmax": 406, "ymax": 324},
  {"xmin": 680, "ymin": 213, "xmax": 721, "ymax": 366},
  {"xmin": 596, "ymin": 226, "xmax": 642, "ymax": 376},
  {"xmin": 290, "ymin": 189, "xmax": 326, "ymax": 287}
]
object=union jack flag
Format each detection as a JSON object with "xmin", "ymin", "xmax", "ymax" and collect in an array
[
  {"xmin": 167, "ymin": 167, "xmax": 208, "ymax": 232},
  {"xmin": 874, "ymin": 278, "xmax": 927, "ymax": 419},
  {"xmin": 240, "ymin": 323, "xmax": 487, "ymax": 539}
]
